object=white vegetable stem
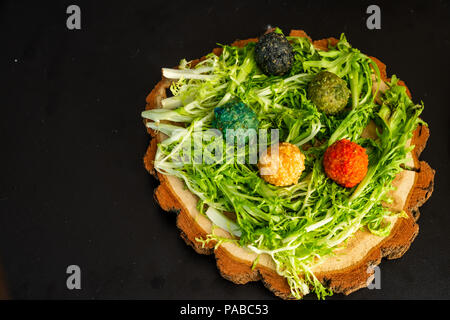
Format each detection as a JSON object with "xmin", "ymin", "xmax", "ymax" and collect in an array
[
  {"xmin": 161, "ymin": 96, "xmax": 183, "ymax": 109},
  {"xmin": 305, "ymin": 216, "xmax": 333, "ymax": 232},
  {"xmin": 141, "ymin": 109, "xmax": 193, "ymax": 123},
  {"xmin": 145, "ymin": 122, "xmax": 186, "ymax": 137},
  {"xmin": 205, "ymin": 207, "xmax": 242, "ymax": 237}
]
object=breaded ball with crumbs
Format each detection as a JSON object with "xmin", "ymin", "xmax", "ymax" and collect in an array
[
  {"xmin": 323, "ymin": 139, "xmax": 368, "ymax": 188},
  {"xmin": 255, "ymin": 32, "xmax": 294, "ymax": 76},
  {"xmin": 308, "ymin": 71, "xmax": 350, "ymax": 115},
  {"xmin": 258, "ymin": 142, "xmax": 306, "ymax": 187}
]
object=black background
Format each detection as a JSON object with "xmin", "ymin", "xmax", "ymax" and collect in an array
[{"xmin": 0, "ymin": 0, "xmax": 449, "ymax": 300}]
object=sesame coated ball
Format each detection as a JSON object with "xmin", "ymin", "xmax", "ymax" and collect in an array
[
  {"xmin": 258, "ymin": 142, "xmax": 306, "ymax": 187},
  {"xmin": 323, "ymin": 139, "xmax": 368, "ymax": 188}
]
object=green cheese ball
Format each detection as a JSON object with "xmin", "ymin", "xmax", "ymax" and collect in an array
[
  {"xmin": 308, "ymin": 71, "xmax": 351, "ymax": 115},
  {"xmin": 212, "ymin": 101, "xmax": 259, "ymax": 142}
]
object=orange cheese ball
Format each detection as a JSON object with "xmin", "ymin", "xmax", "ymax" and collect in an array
[
  {"xmin": 323, "ymin": 139, "xmax": 368, "ymax": 188},
  {"xmin": 258, "ymin": 142, "xmax": 306, "ymax": 187}
]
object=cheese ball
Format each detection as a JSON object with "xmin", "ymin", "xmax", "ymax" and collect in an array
[
  {"xmin": 258, "ymin": 142, "xmax": 306, "ymax": 187},
  {"xmin": 323, "ymin": 139, "xmax": 368, "ymax": 188}
]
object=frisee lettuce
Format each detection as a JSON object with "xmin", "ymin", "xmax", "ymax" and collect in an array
[{"xmin": 142, "ymin": 31, "xmax": 424, "ymax": 299}]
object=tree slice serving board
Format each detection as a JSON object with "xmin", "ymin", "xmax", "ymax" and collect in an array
[{"xmin": 142, "ymin": 30, "xmax": 435, "ymax": 299}]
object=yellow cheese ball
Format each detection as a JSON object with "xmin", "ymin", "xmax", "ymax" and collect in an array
[{"xmin": 258, "ymin": 142, "xmax": 306, "ymax": 187}]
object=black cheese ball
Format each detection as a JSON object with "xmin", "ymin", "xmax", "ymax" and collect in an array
[{"xmin": 255, "ymin": 32, "xmax": 294, "ymax": 76}]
